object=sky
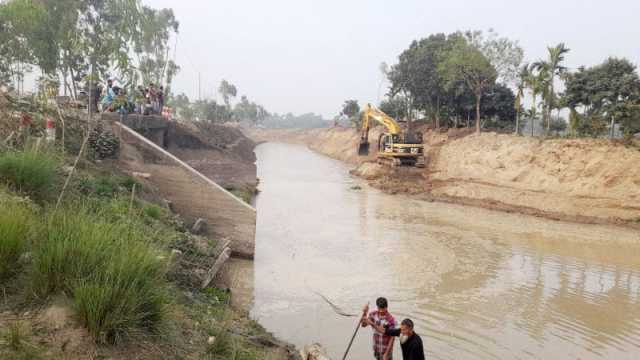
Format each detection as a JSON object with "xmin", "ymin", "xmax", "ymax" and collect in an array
[{"xmin": 144, "ymin": 0, "xmax": 640, "ymax": 118}]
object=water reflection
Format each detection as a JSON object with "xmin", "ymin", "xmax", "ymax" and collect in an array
[{"xmin": 252, "ymin": 143, "xmax": 640, "ymax": 359}]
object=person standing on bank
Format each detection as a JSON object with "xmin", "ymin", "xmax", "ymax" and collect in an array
[
  {"xmin": 367, "ymin": 318, "xmax": 425, "ymax": 360},
  {"xmin": 361, "ymin": 297, "xmax": 396, "ymax": 360}
]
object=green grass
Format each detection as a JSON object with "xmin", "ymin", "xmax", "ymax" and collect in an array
[
  {"xmin": 79, "ymin": 175, "xmax": 140, "ymax": 198},
  {"xmin": 0, "ymin": 198, "xmax": 34, "ymax": 280},
  {"xmin": 202, "ymin": 288, "xmax": 231, "ymax": 305},
  {"xmin": 0, "ymin": 149, "xmax": 58, "ymax": 199},
  {"xmin": 30, "ymin": 207, "xmax": 170, "ymax": 344}
]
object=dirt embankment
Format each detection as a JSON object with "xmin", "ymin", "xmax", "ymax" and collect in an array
[
  {"xmin": 167, "ymin": 122, "xmax": 258, "ymax": 190},
  {"xmin": 248, "ymin": 127, "xmax": 640, "ymax": 226}
]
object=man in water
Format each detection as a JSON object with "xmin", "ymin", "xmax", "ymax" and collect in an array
[
  {"xmin": 367, "ymin": 318, "xmax": 425, "ymax": 360},
  {"xmin": 361, "ymin": 297, "xmax": 396, "ymax": 360}
]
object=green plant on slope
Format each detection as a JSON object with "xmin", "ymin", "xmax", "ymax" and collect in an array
[
  {"xmin": 0, "ymin": 149, "xmax": 58, "ymax": 199},
  {"xmin": 0, "ymin": 199, "xmax": 33, "ymax": 280},
  {"xmin": 30, "ymin": 207, "xmax": 169, "ymax": 344}
]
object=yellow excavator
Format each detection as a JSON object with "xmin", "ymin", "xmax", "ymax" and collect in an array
[{"xmin": 357, "ymin": 104, "xmax": 425, "ymax": 167}]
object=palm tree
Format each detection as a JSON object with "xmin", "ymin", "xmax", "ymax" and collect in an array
[
  {"xmin": 523, "ymin": 64, "xmax": 546, "ymax": 136},
  {"xmin": 514, "ymin": 65, "xmax": 529, "ymax": 136},
  {"xmin": 536, "ymin": 43, "xmax": 570, "ymax": 134}
]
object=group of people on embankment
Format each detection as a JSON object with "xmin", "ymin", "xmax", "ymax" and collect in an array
[{"xmin": 93, "ymin": 79, "xmax": 164, "ymax": 115}]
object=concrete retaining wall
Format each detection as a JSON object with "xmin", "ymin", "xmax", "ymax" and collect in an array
[{"xmin": 113, "ymin": 122, "xmax": 256, "ymax": 259}]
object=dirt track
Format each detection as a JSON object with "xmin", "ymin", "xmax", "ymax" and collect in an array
[{"xmin": 247, "ymin": 127, "xmax": 640, "ymax": 226}]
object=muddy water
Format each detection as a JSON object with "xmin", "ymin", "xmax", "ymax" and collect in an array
[{"xmin": 251, "ymin": 142, "xmax": 640, "ymax": 360}]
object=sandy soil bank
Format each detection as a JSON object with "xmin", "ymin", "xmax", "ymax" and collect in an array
[{"xmin": 247, "ymin": 127, "xmax": 640, "ymax": 226}]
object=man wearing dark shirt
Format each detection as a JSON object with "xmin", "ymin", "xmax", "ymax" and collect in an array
[{"xmin": 368, "ymin": 318, "xmax": 425, "ymax": 360}]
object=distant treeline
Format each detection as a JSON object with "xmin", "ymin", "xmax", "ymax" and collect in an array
[
  {"xmin": 340, "ymin": 29, "xmax": 640, "ymax": 138},
  {"xmin": 259, "ymin": 113, "xmax": 329, "ymax": 129}
]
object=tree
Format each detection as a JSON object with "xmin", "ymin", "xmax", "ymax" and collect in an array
[
  {"xmin": 513, "ymin": 65, "xmax": 528, "ymax": 135},
  {"xmin": 218, "ymin": 80, "xmax": 237, "ymax": 109},
  {"xmin": 171, "ymin": 93, "xmax": 194, "ymax": 120},
  {"xmin": 234, "ymin": 95, "xmax": 268, "ymax": 124},
  {"xmin": 482, "ymin": 83, "xmax": 517, "ymax": 128},
  {"xmin": 379, "ymin": 96, "xmax": 408, "ymax": 120},
  {"xmin": 564, "ymin": 57, "xmax": 640, "ymax": 137},
  {"xmin": 534, "ymin": 43, "xmax": 570, "ymax": 133},
  {"xmin": 341, "ymin": 100, "xmax": 360, "ymax": 118},
  {"xmin": 193, "ymin": 99, "xmax": 231, "ymax": 122},
  {"xmin": 137, "ymin": 7, "xmax": 180, "ymax": 92},
  {"xmin": 439, "ymin": 39, "xmax": 497, "ymax": 133},
  {"xmin": 388, "ymin": 33, "xmax": 460, "ymax": 128},
  {"xmin": 520, "ymin": 63, "xmax": 548, "ymax": 136},
  {"xmin": 464, "ymin": 29, "xmax": 524, "ymax": 86},
  {"xmin": 0, "ymin": 0, "xmax": 180, "ymax": 99}
]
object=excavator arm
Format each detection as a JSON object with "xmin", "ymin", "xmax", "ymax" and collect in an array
[{"xmin": 358, "ymin": 104, "xmax": 403, "ymax": 155}]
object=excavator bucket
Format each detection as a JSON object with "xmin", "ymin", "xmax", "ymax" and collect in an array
[{"xmin": 358, "ymin": 141, "xmax": 370, "ymax": 156}]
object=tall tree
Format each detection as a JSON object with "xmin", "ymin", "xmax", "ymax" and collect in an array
[
  {"xmin": 341, "ymin": 100, "xmax": 360, "ymax": 117},
  {"xmin": 218, "ymin": 80, "xmax": 237, "ymax": 109},
  {"xmin": 535, "ymin": 43, "xmax": 570, "ymax": 133},
  {"xmin": 439, "ymin": 39, "xmax": 497, "ymax": 133},
  {"xmin": 137, "ymin": 7, "xmax": 180, "ymax": 92},
  {"xmin": 521, "ymin": 63, "xmax": 547, "ymax": 136},
  {"xmin": 464, "ymin": 29, "xmax": 524, "ymax": 86},
  {"xmin": 514, "ymin": 65, "xmax": 528, "ymax": 135}
]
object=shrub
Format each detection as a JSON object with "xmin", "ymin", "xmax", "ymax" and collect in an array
[
  {"xmin": 0, "ymin": 199, "xmax": 33, "ymax": 280},
  {"xmin": 0, "ymin": 149, "xmax": 58, "ymax": 199},
  {"xmin": 30, "ymin": 207, "xmax": 169, "ymax": 343}
]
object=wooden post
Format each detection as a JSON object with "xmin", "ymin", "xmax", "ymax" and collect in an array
[{"xmin": 201, "ymin": 247, "xmax": 231, "ymax": 289}]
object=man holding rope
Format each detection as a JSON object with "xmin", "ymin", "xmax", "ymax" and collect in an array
[{"xmin": 361, "ymin": 297, "xmax": 396, "ymax": 360}]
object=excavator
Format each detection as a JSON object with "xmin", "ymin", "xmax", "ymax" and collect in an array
[{"xmin": 357, "ymin": 104, "xmax": 425, "ymax": 167}]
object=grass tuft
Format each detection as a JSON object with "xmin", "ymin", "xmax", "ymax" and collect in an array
[
  {"xmin": 0, "ymin": 198, "xmax": 34, "ymax": 280},
  {"xmin": 30, "ymin": 207, "xmax": 169, "ymax": 343},
  {"xmin": 0, "ymin": 149, "xmax": 58, "ymax": 199}
]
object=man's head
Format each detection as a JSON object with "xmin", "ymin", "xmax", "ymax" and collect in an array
[
  {"xmin": 107, "ymin": 79, "xmax": 113, "ymax": 87},
  {"xmin": 376, "ymin": 297, "xmax": 388, "ymax": 315},
  {"xmin": 400, "ymin": 318, "xmax": 414, "ymax": 336}
]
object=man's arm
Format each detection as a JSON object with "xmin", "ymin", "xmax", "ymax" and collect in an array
[
  {"xmin": 384, "ymin": 327, "xmax": 401, "ymax": 337},
  {"xmin": 365, "ymin": 318, "xmax": 386, "ymax": 333},
  {"xmin": 360, "ymin": 304, "xmax": 370, "ymax": 327}
]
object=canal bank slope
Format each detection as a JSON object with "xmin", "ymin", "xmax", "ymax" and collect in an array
[{"xmin": 248, "ymin": 127, "xmax": 640, "ymax": 226}]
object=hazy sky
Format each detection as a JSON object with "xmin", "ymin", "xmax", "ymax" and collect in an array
[{"xmin": 145, "ymin": 0, "xmax": 640, "ymax": 118}]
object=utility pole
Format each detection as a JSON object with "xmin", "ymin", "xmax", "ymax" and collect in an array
[{"xmin": 198, "ymin": 72, "xmax": 201, "ymax": 101}]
